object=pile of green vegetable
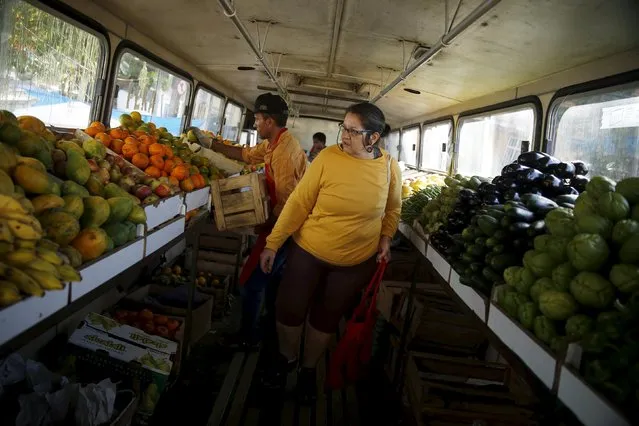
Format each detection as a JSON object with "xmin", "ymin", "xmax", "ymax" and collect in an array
[
  {"xmin": 400, "ymin": 185, "xmax": 442, "ymax": 224},
  {"xmin": 493, "ymin": 175, "xmax": 639, "ymax": 421}
]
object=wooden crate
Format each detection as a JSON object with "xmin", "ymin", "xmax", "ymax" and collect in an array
[{"xmin": 210, "ymin": 173, "xmax": 269, "ymax": 231}]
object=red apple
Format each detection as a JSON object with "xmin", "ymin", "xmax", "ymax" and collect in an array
[
  {"xmin": 154, "ymin": 183, "xmax": 171, "ymax": 198},
  {"xmin": 133, "ymin": 184, "xmax": 153, "ymax": 200}
]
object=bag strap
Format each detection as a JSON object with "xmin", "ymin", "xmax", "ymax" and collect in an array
[{"xmin": 352, "ymin": 260, "xmax": 386, "ymax": 321}]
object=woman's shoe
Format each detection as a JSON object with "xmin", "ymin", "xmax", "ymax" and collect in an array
[
  {"xmin": 261, "ymin": 354, "xmax": 296, "ymax": 391},
  {"xmin": 296, "ymin": 367, "xmax": 317, "ymax": 405}
]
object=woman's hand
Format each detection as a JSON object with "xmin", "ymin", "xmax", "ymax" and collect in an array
[
  {"xmin": 260, "ymin": 248, "xmax": 277, "ymax": 273},
  {"xmin": 377, "ymin": 235, "xmax": 392, "ymax": 263}
]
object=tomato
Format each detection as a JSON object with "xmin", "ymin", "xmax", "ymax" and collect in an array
[
  {"xmin": 154, "ymin": 315, "xmax": 168, "ymax": 325},
  {"xmin": 156, "ymin": 326, "xmax": 169, "ymax": 337},
  {"xmin": 143, "ymin": 322, "xmax": 155, "ymax": 334},
  {"xmin": 139, "ymin": 309, "xmax": 154, "ymax": 321},
  {"xmin": 166, "ymin": 319, "xmax": 180, "ymax": 331}
]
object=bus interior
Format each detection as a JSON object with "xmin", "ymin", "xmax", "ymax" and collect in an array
[{"xmin": 0, "ymin": 0, "xmax": 638, "ymax": 425}]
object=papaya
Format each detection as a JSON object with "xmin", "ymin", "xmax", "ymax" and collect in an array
[
  {"xmin": 56, "ymin": 140, "xmax": 84, "ymax": 155},
  {"xmin": 0, "ymin": 170, "xmax": 14, "ymax": 195},
  {"xmin": 71, "ymin": 227, "xmax": 108, "ymax": 261},
  {"xmin": 17, "ymin": 115, "xmax": 46, "ymax": 135},
  {"xmin": 126, "ymin": 204, "xmax": 147, "ymax": 225},
  {"xmin": 0, "ymin": 142, "xmax": 18, "ymax": 173},
  {"xmin": 107, "ymin": 197, "xmax": 134, "ymax": 223},
  {"xmin": 61, "ymin": 180, "xmax": 90, "ymax": 198},
  {"xmin": 82, "ymin": 138, "xmax": 106, "ymax": 160},
  {"xmin": 0, "ymin": 122, "xmax": 22, "ymax": 145},
  {"xmin": 31, "ymin": 194, "xmax": 65, "ymax": 215},
  {"xmin": 66, "ymin": 149, "xmax": 91, "ymax": 185},
  {"xmin": 104, "ymin": 182, "xmax": 129, "ymax": 199},
  {"xmin": 81, "ymin": 196, "xmax": 110, "ymax": 228},
  {"xmin": 123, "ymin": 221, "xmax": 137, "ymax": 241},
  {"xmin": 60, "ymin": 246, "xmax": 83, "ymax": 268},
  {"xmin": 16, "ymin": 156, "xmax": 47, "ymax": 173},
  {"xmin": 61, "ymin": 195, "xmax": 84, "ymax": 219},
  {"xmin": 102, "ymin": 222, "xmax": 129, "ymax": 247},
  {"xmin": 12, "ymin": 164, "xmax": 53, "ymax": 194},
  {"xmin": 85, "ymin": 175, "xmax": 105, "ymax": 197},
  {"xmin": 39, "ymin": 211, "xmax": 81, "ymax": 246}
]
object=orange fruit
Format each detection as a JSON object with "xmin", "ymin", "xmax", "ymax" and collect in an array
[
  {"xmin": 149, "ymin": 154, "xmax": 164, "ymax": 170},
  {"xmin": 149, "ymin": 143, "xmax": 165, "ymax": 157},
  {"xmin": 168, "ymin": 176, "xmax": 179, "ymax": 187},
  {"xmin": 138, "ymin": 143, "xmax": 149, "ymax": 155},
  {"xmin": 163, "ymin": 145, "xmax": 174, "ymax": 159},
  {"xmin": 171, "ymin": 164, "xmax": 189, "ymax": 181},
  {"xmin": 145, "ymin": 166, "xmax": 162, "ymax": 178},
  {"xmin": 85, "ymin": 126, "xmax": 100, "ymax": 137},
  {"xmin": 124, "ymin": 136, "xmax": 138, "ymax": 145},
  {"xmin": 121, "ymin": 143, "xmax": 139, "ymax": 159},
  {"xmin": 161, "ymin": 171, "xmax": 168, "ymax": 177},
  {"xmin": 111, "ymin": 139, "xmax": 125, "ymax": 154},
  {"xmin": 94, "ymin": 132, "xmax": 112, "ymax": 148},
  {"xmin": 132, "ymin": 153, "xmax": 149, "ymax": 169},
  {"xmin": 109, "ymin": 128, "xmax": 127, "ymax": 140},
  {"xmin": 180, "ymin": 177, "xmax": 195, "ymax": 192},
  {"xmin": 89, "ymin": 121, "xmax": 106, "ymax": 132},
  {"xmin": 163, "ymin": 159, "xmax": 174, "ymax": 173}
]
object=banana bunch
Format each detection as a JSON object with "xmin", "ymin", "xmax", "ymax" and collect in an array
[{"xmin": 0, "ymin": 194, "xmax": 43, "ymax": 251}]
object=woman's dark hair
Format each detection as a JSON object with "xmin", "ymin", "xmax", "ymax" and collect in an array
[
  {"xmin": 312, "ymin": 132, "xmax": 326, "ymax": 144},
  {"xmin": 346, "ymin": 102, "xmax": 391, "ymax": 137}
]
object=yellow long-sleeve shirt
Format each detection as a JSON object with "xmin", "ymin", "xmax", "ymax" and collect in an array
[
  {"xmin": 265, "ymin": 145, "xmax": 402, "ymax": 266},
  {"xmin": 241, "ymin": 130, "xmax": 307, "ymax": 216}
]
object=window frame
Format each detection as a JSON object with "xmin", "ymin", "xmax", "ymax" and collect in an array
[
  {"xmin": 189, "ymin": 83, "xmax": 226, "ymax": 134},
  {"xmin": 221, "ymin": 100, "xmax": 245, "ymax": 142},
  {"xmin": 455, "ymin": 96, "xmax": 542, "ymax": 175},
  {"xmin": 385, "ymin": 129, "xmax": 401, "ymax": 161},
  {"xmin": 399, "ymin": 124, "xmax": 421, "ymax": 168},
  {"xmin": 105, "ymin": 40, "xmax": 194, "ymax": 132},
  {"xmin": 543, "ymin": 68, "xmax": 639, "ymax": 154},
  {"xmin": 419, "ymin": 116, "xmax": 454, "ymax": 174},
  {"xmin": 4, "ymin": 0, "xmax": 111, "ymax": 128}
]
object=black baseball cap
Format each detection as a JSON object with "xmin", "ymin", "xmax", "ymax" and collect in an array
[{"xmin": 254, "ymin": 93, "xmax": 289, "ymax": 116}]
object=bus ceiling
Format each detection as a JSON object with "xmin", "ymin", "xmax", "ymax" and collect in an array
[{"xmin": 69, "ymin": 0, "xmax": 638, "ymax": 124}]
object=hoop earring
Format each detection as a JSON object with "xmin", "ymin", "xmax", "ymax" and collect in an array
[{"xmin": 365, "ymin": 144, "xmax": 374, "ymax": 153}]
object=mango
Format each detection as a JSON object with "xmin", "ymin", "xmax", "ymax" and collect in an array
[
  {"xmin": 126, "ymin": 204, "xmax": 147, "ymax": 225},
  {"xmin": 104, "ymin": 182, "xmax": 127, "ymax": 199},
  {"xmin": 16, "ymin": 156, "xmax": 47, "ymax": 173},
  {"xmin": 31, "ymin": 194, "xmax": 65, "ymax": 215},
  {"xmin": 33, "ymin": 147, "xmax": 53, "ymax": 170},
  {"xmin": 81, "ymin": 196, "xmax": 110, "ymax": 228},
  {"xmin": 107, "ymin": 197, "xmax": 134, "ymax": 223},
  {"xmin": 61, "ymin": 195, "xmax": 84, "ymax": 219},
  {"xmin": 39, "ymin": 211, "xmax": 81, "ymax": 246},
  {"xmin": 102, "ymin": 222, "xmax": 129, "ymax": 247},
  {"xmin": 82, "ymin": 138, "xmax": 106, "ymax": 160},
  {"xmin": 12, "ymin": 164, "xmax": 52, "ymax": 194},
  {"xmin": 61, "ymin": 180, "xmax": 90, "ymax": 198},
  {"xmin": 85, "ymin": 175, "xmax": 105, "ymax": 197},
  {"xmin": 66, "ymin": 149, "xmax": 91, "ymax": 185},
  {"xmin": 71, "ymin": 227, "xmax": 108, "ymax": 261},
  {"xmin": 0, "ymin": 142, "xmax": 18, "ymax": 173},
  {"xmin": 56, "ymin": 140, "xmax": 84, "ymax": 155},
  {"xmin": 17, "ymin": 115, "xmax": 46, "ymax": 135},
  {"xmin": 0, "ymin": 170, "xmax": 14, "ymax": 195},
  {"xmin": 0, "ymin": 122, "xmax": 22, "ymax": 145},
  {"xmin": 16, "ymin": 130, "xmax": 43, "ymax": 156}
]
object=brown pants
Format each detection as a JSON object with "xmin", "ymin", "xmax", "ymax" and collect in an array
[{"xmin": 276, "ymin": 242, "xmax": 378, "ymax": 333}]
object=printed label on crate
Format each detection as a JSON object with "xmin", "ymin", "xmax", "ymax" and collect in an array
[
  {"xmin": 84, "ymin": 312, "xmax": 178, "ymax": 356},
  {"xmin": 69, "ymin": 323, "xmax": 172, "ymax": 376}
]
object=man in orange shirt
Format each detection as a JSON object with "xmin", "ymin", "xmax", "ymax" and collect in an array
[{"xmin": 211, "ymin": 93, "xmax": 306, "ymax": 353}]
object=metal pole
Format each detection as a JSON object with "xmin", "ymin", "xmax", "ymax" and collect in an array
[
  {"xmin": 371, "ymin": 0, "xmax": 501, "ymax": 103},
  {"xmin": 217, "ymin": 0, "xmax": 291, "ymax": 103}
]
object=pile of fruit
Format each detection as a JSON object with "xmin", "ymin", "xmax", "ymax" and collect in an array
[
  {"xmin": 487, "ymin": 174, "xmax": 639, "ymax": 420},
  {"xmin": 196, "ymin": 271, "xmax": 226, "ymax": 290},
  {"xmin": 401, "ymin": 174, "xmax": 446, "ymax": 199},
  {"xmin": 152, "ymin": 264, "xmax": 189, "ymax": 287},
  {"xmin": 447, "ymin": 151, "xmax": 588, "ymax": 297},
  {"xmin": 400, "ymin": 184, "xmax": 442, "ymax": 225},
  {"xmin": 85, "ymin": 116, "xmax": 213, "ymax": 193},
  {"xmin": 112, "ymin": 307, "xmax": 181, "ymax": 339}
]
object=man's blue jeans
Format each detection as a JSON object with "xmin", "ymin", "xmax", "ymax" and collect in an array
[{"xmin": 240, "ymin": 239, "xmax": 290, "ymax": 344}]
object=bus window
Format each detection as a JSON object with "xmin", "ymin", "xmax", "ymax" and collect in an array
[
  {"xmin": 0, "ymin": 0, "xmax": 105, "ymax": 128},
  {"xmin": 111, "ymin": 51, "xmax": 191, "ymax": 135},
  {"xmin": 384, "ymin": 130, "xmax": 400, "ymax": 160},
  {"xmin": 548, "ymin": 81, "xmax": 639, "ymax": 181},
  {"xmin": 457, "ymin": 105, "xmax": 536, "ymax": 177},
  {"xmin": 222, "ymin": 102, "xmax": 242, "ymax": 142},
  {"xmin": 191, "ymin": 87, "xmax": 224, "ymax": 134},
  {"xmin": 421, "ymin": 120, "xmax": 452, "ymax": 172},
  {"xmin": 400, "ymin": 126, "xmax": 420, "ymax": 167},
  {"xmin": 240, "ymin": 130, "xmax": 249, "ymax": 146}
]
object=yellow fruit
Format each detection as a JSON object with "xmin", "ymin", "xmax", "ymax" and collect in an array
[
  {"xmin": 0, "ymin": 220, "xmax": 14, "ymax": 243},
  {"xmin": 61, "ymin": 195, "xmax": 84, "ymax": 219},
  {"xmin": 39, "ymin": 211, "xmax": 80, "ymax": 246},
  {"xmin": 0, "ymin": 194, "xmax": 27, "ymax": 213},
  {"xmin": 14, "ymin": 195, "xmax": 34, "ymax": 214},
  {"xmin": 17, "ymin": 115, "xmax": 46, "ymax": 135},
  {"xmin": 36, "ymin": 247, "xmax": 63, "ymax": 266},
  {"xmin": 70, "ymin": 227, "xmax": 108, "ymax": 262},
  {"xmin": 0, "ymin": 241, "xmax": 11, "ymax": 255},
  {"xmin": 24, "ymin": 269, "xmax": 64, "ymax": 290},
  {"xmin": 59, "ymin": 246, "xmax": 82, "ymax": 268},
  {"xmin": 4, "ymin": 249, "xmax": 37, "ymax": 266},
  {"xmin": 31, "ymin": 194, "xmax": 65, "ymax": 215},
  {"xmin": 37, "ymin": 238, "xmax": 59, "ymax": 251},
  {"xmin": 16, "ymin": 156, "xmax": 47, "ymax": 173},
  {"xmin": 56, "ymin": 264, "xmax": 82, "ymax": 282},
  {"xmin": 0, "ymin": 280, "xmax": 19, "ymax": 293},
  {"xmin": 0, "ymin": 262, "xmax": 44, "ymax": 296},
  {"xmin": 131, "ymin": 111, "xmax": 142, "ymax": 123},
  {"xmin": 14, "ymin": 239, "xmax": 36, "ymax": 250},
  {"xmin": 6, "ymin": 219, "xmax": 42, "ymax": 240},
  {"xmin": 12, "ymin": 164, "xmax": 52, "ymax": 195},
  {"xmin": 26, "ymin": 258, "xmax": 60, "ymax": 276},
  {"xmin": 0, "ymin": 170, "xmax": 14, "ymax": 195},
  {"xmin": 0, "ymin": 209, "xmax": 42, "ymax": 233},
  {"xmin": 0, "ymin": 142, "xmax": 18, "ymax": 174},
  {"xmin": 0, "ymin": 284, "xmax": 21, "ymax": 307}
]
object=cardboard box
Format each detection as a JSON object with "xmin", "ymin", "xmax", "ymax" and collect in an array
[
  {"xmin": 68, "ymin": 313, "xmax": 173, "ymax": 422},
  {"xmin": 124, "ymin": 285, "xmax": 213, "ymax": 346}
]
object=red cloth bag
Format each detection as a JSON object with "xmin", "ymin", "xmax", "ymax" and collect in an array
[{"xmin": 326, "ymin": 260, "xmax": 387, "ymax": 390}]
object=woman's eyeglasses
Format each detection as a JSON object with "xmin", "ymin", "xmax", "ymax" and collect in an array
[{"xmin": 338, "ymin": 123, "xmax": 372, "ymax": 138}]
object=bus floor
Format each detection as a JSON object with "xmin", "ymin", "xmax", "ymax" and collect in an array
[{"xmin": 150, "ymin": 329, "xmax": 407, "ymax": 426}]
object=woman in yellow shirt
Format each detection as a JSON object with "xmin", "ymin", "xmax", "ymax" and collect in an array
[{"xmin": 259, "ymin": 103, "xmax": 401, "ymax": 401}]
